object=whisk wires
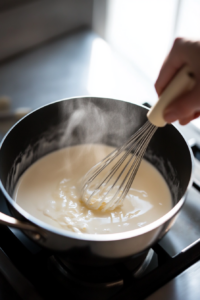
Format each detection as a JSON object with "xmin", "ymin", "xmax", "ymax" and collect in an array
[{"xmin": 82, "ymin": 121, "xmax": 157, "ymax": 211}]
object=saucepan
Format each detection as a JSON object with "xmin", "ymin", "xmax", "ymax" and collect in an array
[{"xmin": 0, "ymin": 96, "xmax": 194, "ymax": 265}]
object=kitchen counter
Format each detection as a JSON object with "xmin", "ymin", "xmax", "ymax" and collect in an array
[{"xmin": 0, "ymin": 28, "xmax": 199, "ymax": 141}]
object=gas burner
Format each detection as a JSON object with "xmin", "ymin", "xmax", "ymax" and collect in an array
[{"xmin": 47, "ymin": 249, "xmax": 154, "ymax": 300}]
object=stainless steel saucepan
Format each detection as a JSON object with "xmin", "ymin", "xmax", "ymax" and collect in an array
[{"xmin": 0, "ymin": 96, "xmax": 194, "ymax": 265}]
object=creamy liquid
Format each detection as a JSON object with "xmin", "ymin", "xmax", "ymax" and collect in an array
[{"xmin": 13, "ymin": 144, "xmax": 172, "ymax": 234}]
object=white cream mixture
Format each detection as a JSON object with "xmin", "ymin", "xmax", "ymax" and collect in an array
[{"xmin": 13, "ymin": 144, "xmax": 172, "ymax": 234}]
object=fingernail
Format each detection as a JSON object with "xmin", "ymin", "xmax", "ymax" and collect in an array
[{"xmin": 164, "ymin": 111, "xmax": 178, "ymax": 123}]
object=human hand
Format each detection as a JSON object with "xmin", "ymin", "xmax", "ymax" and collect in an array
[{"xmin": 155, "ymin": 38, "xmax": 200, "ymax": 125}]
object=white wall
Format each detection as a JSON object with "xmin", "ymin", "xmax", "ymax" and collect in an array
[
  {"xmin": 104, "ymin": 0, "xmax": 200, "ymax": 84},
  {"xmin": 105, "ymin": 0, "xmax": 178, "ymax": 83},
  {"xmin": 176, "ymin": 0, "xmax": 200, "ymax": 39}
]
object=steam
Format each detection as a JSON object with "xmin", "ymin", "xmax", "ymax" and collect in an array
[
  {"xmin": 58, "ymin": 98, "xmax": 136, "ymax": 150},
  {"xmin": 6, "ymin": 97, "xmax": 180, "ymax": 205},
  {"xmin": 59, "ymin": 101, "xmax": 109, "ymax": 146},
  {"xmin": 7, "ymin": 98, "xmax": 135, "ymax": 195}
]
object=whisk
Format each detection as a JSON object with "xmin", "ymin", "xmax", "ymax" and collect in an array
[{"xmin": 82, "ymin": 66, "xmax": 195, "ymax": 211}]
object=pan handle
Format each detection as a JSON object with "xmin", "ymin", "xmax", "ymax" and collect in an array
[
  {"xmin": 193, "ymin": 181, "xmax": 200, "ymax": 192},
  {"xmin": 0, "ymin": 212, "xmax": 45, "ymax": 241},
  {"xmin": 188, "ymin": 139, "xmax": 200, "ymax": 192}
]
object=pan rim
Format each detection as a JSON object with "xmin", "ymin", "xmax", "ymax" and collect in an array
[{"xmin": 0, "ymin": 96, "xmax": 194, "ymax": 242}]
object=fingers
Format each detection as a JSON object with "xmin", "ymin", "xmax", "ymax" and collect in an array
[
  {"xmin": 155, "ymin": 38, "xmax": 187, "ymax": 96},
  {"xmin": 155, "ymin": 38, "xmax": 200, "ymax": 93},
  {"xmin": 163, "ymin": 85, "xmax": 200, "ymax": 124},
  {"xmin": 155, "ymin": 37, "xmax": 200, "ymax": 125},
  {"xmin": 179, "ymin": 112, "xmax": 200, "ymax": 125}
]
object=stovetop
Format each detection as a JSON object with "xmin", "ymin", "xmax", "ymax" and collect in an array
[{"xmin": 0, "ymin": 29, "xmax": 200, "ymax": 300}]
